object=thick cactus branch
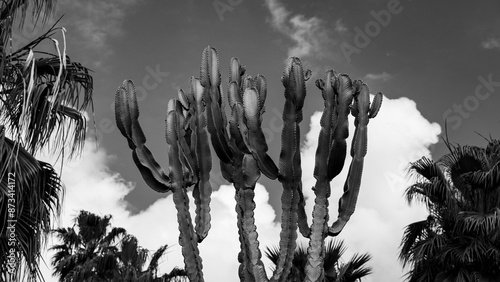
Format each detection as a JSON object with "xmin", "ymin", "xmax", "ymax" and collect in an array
[
  {"xmin": 166, "ymin": 101, "xmax": 204, "ymax": 281},
  {"xmin": 115, "ymin": 80, "xmax": 172, "ymax": 193},
  {"xmin": 328, "ymin": 83, "xmax": 383, "ymax": 236},
  {"xmin": 201, "ymin": 46, "xmax": 233, "ymax": 164},
  {"xmin": 242, "ymin": 88, "xmax": 278, "ymax": 180},
  {"xmin": 188, "ymin": 78, "xmax": 213, "ymax": 242},
  {"xmin": 327, "ymin": 74, "xmax": 354, "ymax": 180},
  {"xmin": 272, "ymin": 57, "xmax": 310, "ymax": 281}
]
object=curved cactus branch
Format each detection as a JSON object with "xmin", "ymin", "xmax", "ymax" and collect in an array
[
  {"xmin": 242, "ymin": 88, "xmax": 278, "ymax": 180},
  {"xmin": 114, "ymin": 80, "xmax": 172, "ymax": 193}
]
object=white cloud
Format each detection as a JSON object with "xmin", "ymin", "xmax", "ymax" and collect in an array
[
  {"xmin": 264, "ymin": 0, "xmax": 340, "ymax": 60},
  {"xmin": 364, "ymin": 71, "xmax": 393, "ymax": 82},
  {"xmin": 481, "ymin": 37, "xmax": 500, "ymax": 50},
  {"xmin": 300, "ymin": 96, "xmax": 440, "ymax": 281},
  {"xmin": 38, "ymin": 95, "xmax": 440, "ymax": 281}
]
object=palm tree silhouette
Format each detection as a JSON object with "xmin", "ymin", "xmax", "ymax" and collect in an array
[
  {"xmin": 266, "ymin": 239, "xmax": 372, "ymax": 282},
  {"xmin": 400, "ymin": 138, "xmax": 500, "ymax": 281}
]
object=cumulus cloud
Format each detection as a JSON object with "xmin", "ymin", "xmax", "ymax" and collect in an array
[
  {"xmin": 39, "ymin": 95, "xmax": 440, "ymax": 281},
  {"xmin": 481, "ymin": 37, "xmax": 500, "ymax": 50},
  {"xmin": 364, "ymin": 71, "xmax": 394, "ymax": 82},
  {"xmin": 264, "ymin": 0, "xmax": 340, "ymax": 60},
  {"xmin": 300, "ymin": 96, "xmax": 441, "ymax": 281}
]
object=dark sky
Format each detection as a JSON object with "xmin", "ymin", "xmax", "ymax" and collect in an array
[
  {"xmin": 53, "ymin": 0, "xmax": 500, "ymax": 214},
  {"xmin": 24, "ymin": 1, "xmax": 500, "ymax": 280}
]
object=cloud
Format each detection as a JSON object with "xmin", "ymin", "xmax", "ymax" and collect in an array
[
  {"xmin": 264, "ymin": 0, "xmax": 341, "ymax": 60},
  {"xmin": 364, "ymin": 71, "xmax": 393, "ymax": 82},
  {"xmin": 38, "ymin": 95, "xmax": 440, "ymax": 281},
  {"xmin": 481, "ymin": 37, "xmax": 500, "ymax": 50},
  {"xmin": 300, "ymin": 96, "xmax": 441, "ymax": 281}
]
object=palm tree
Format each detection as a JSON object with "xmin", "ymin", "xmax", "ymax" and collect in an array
[
  {"xmin": 266, "ymin": 239, "xmax": 372, "ymax": 282},
  {"xmin": 400, "ymin": 138, "xmax": 500, "ymax": 281},
  {"xmin": 50, "ymin": 210, "xmax": 125, "ymax": 281},
  {"xmin": 0, "ymin": 0, "xmax": 94, "ymax": 280},
  {"xmin": 51, "ymin": 210, "xmax": 187, "ymax": 282}
]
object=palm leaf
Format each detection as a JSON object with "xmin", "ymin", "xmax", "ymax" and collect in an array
[{"xmin": 0, "ymin": 129, "xmax": 62, "ymax": 281}]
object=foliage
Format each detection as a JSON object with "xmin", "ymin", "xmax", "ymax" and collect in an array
[
  {"xmin": 51, "ymin": 210, "xmax": 187, "ymax": 282},
  {"xmin": 0, "ymin": 0, "xmax": 94, "ymax": 280},
  {"xmin": 266, "ymin": 240, "xmax": 372, "ymax": 282},
  {"xmin": 400, "ymin": 138, "xmax": 500, "ymax": 281},
  {"xmin": 114, "ymin": 46, "xmax": 382, "ymax": 282}
]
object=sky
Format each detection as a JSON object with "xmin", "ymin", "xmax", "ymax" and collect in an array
[{"xmin": 9, "ymin": 0, "xmax": 500, "ymax": 281}]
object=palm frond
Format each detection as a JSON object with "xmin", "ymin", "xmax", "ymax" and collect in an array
[
  {"xmin": 340, "ymin": 253, "xmax": 372, "ymax": 282},
  {"xmin": 0, "ymin": 131, "xmax": 62, "ymax": 281},
  {"xmin": 148, "ymin": 244, "xmax": 169, "ymax": 272}
]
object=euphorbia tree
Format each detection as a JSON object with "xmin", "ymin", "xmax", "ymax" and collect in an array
[{"xmin": 114, "ymin": 46, "xmax": 382, "ymax": 282}]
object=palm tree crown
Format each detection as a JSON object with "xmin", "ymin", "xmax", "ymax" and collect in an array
[
  {"xmin": 400, "ymin": 138, "xmax": 500, "ymax": 281},
  {"xmin": 266, "ymin": 239, "xmax": 372, "ymax": 282},
  {"xmin": 51, "ymin": 210, "xmax": 187, "ymax": 282}
]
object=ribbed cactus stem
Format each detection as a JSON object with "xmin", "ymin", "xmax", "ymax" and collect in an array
[
  {"xmin": 166, "ymin": 102, "xmax": 204, "ymax": 281},
  {"xmin": 305, "ymin": 181, "xmax": 329, "ymax": 282},
  {"xmin": 190, "ymin": 77, "xmax": 213, "ymax": 242}
]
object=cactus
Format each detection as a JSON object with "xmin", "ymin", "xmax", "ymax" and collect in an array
[{"xmin": 114, "ymin": 46, "xmax": 382, "ymax": 282}]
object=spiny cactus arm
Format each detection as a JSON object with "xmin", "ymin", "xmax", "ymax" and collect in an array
[
  {"xmin": 239, "ymin": 154, "xmax": 269, "ymax": 281},
  {"xmin": 174, "ymin": 101, "xmax": 197, "ymax": 186},
  {"xmin": 242, "ymin": 88, "xmax": 278, "ymax": 180},
  {"xmin": 278, "ymin": 57, "xmax": 307, "ymax": 183},
  {"xmin": 166, "ymin": 102, "xmax": 204, "ymax": 282},
  {"xmin": 229, "ymin": 57, "xmax": 246, "ymax": 86},
  {"xmin": 369, "ymin": 92, "xmax": 383, "ymax": 118},
  {"xmin": 328, "ymin": 83, "xmax": 382, "ymax": 236},
  {"xmin": 302, "ymin": 72, "xmax": 342, "ymax": 280},
  {"xmin": 296, "ymin": 182, "xmax": 311, "ymax": 237},
  {"xmin": 115, "ymin": 80, "xmax": 147, "ymax": 147},
  {"xmin": 255, "ymin": 74, "xmax": 267, "ymax": 116},
  {"xmin": 114, "ymin": 80, "xmax": 172, "ymax": 193},
  {"xmin": 131, "ymin": 147, "xmax": 172, "ymax": 193},
  {"xmin": 272, "ymin": 58, "xmax": 309, "ymax": 281},
  {"xmin": 200, "ymin": 46, "xmax": 233, "ymax": 163},
  {"xmin": 190, "ymin": 77, "xmax": 213, "ymax": 242},
  {"xmin": 229, "ymin": 83, "xmax": 250, "ymax": 154},
  {"xmin": 314, "ymin": 70, "xmax": 338, "ymax": 182},
  {"xmin": 327, "ymin": 74, "xmax": 355, "ymax": 180}
]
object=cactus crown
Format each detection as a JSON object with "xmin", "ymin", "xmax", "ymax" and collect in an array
[{"xmin": 114, "ymin": 46, "xmax": 382, "ymax": 282}]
